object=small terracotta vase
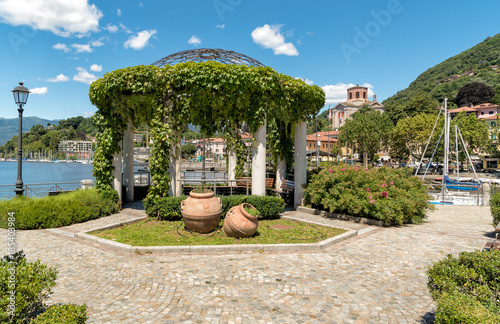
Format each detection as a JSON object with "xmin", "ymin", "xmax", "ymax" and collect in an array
[
  {"xmin": 181, "ymin": 190, "xmax": 222, "ymax": 233},
  {"xmin": 223, "ymin": 203, "xmax": 259, "ymax": 238}
]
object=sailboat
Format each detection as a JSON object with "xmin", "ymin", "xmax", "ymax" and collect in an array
[{"xmin": 415, "ymin": 98, "xmax": 482, "ymax": 205}]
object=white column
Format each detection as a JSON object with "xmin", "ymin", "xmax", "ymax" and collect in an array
[
  {"xmin": 123, "ymin": 119, "xmax": 134, "ymax": 202},
  {"xmin": 252, "ymin": 120, "xmax": 266, "ymax": 196},
  {"xmin": 276, "ymin": 157, "xmax": 286, "ymax": 191},
  {"xmin": 294, "ymin": 120, "xmax": 307, "ymax": 208},
  {"xmin": 112, "ymin": 142, "xmax": 123, "ymax": 203},
  {"xmin": 228, "ymin": 147, "xmax": 237, "ymax": 180},
  {"xmin": 168, "ymin": 130, "xmax": 182, "ymax": 197},
  {"xmin": 80, "ymin": 179, "xmax": 93, "ymax": 190}
]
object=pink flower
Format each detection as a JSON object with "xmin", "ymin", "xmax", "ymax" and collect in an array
[
  {"xmin": 341, "ymin": 168, "xmax": 345, "ymax": 171},
  {"xmin": 365, "ymin": 168, "xmax": 369, "ymax": 171},
  {"xmin": 369, "ymin": 199, "xmax": 375, "ymax": 204},
  {"xmin": 328, "ymin": 168, "xmax": 333, "ymax": 173},
  {"xmin": 368, "ymin": 196, "xmax": 372, "ymax": 199},
  {"xmin": 381, "ymin": 183, "xmax": 386, "ymax": 187},
  {"xmin": 390, "ymin": 182, "xmax": 393, "ymax": 185},
  {"xmin": 366, "ymin": 188, "xmax": 370, "ymax": 192},
  {"xmin": 381, "ymin": 191, "xmax": 388, "ymax": 198}
]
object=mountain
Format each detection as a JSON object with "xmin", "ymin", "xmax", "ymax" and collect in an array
[
  {"xmin": 0, "ymin": 117, "xmax": 59, "ymax": 146},
  {"xmin": 383, "ymin": 33, "xmax": 500, "ymax": 108}
]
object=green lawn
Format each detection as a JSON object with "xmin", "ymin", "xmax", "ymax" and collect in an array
[{"xmin": 90, "ymin": 219, "xmax": 347, "ymax": 246}]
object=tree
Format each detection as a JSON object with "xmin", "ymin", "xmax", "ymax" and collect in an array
[
  {"xmin": 390, "ymin": 113, "xmax": 440, "ymax": 162},
  {"xmin": 455, "ymin": 82, "xmax": 494, "ymax": 107},
  {"xmin": 404, "ymin": 92, "xmax": 439, "ymax": 117},
  {"xmin": 451, "ymin": 111, "xmax": 491, "ymax": 157},
  {"xmin": 492, "ymin": 84, "xmax": 500, "ymax": 105},
  {"xmin": 181, "ymin": 143, "xmax": 197, "ymax": 159},
  {"xmin": 339, "ymin": 109, "xmax": 393, "ymax": 160}
]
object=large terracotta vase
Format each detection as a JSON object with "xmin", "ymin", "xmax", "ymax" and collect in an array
[
  {"xmin": 181, "ymin": 190, "xmax": 222, "ymax": 233},
  {"xmin": 223, "ymin": 203, "xmax": 259, "ymax": 238}
]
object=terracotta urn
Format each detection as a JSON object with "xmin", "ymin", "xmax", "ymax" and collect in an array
[
  {"xmin": 223, "ymin": 203, "xmax": 259, "ymax": 238},
  {"xmin": 181, "ymin": 190, "xmax": 222, "ymax": 233}
]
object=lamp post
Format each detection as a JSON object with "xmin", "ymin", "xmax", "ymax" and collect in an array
[{"xmin": 11, "ymin": 82, "xmax": 30, "ymax": 196}]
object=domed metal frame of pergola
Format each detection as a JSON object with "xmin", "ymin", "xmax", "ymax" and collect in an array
[{"xmin": 151, "ymin": 48, "xmax": 265, "ymax": 68}]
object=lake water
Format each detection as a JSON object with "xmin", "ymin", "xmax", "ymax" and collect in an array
[{"xmin": 0, "ymin": 161, "xmax": 94, "ymax": 186}]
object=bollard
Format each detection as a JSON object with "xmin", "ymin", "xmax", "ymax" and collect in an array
[{"xmin": 81, "ymin": 179, "xmax": 93, "ymax": 190}]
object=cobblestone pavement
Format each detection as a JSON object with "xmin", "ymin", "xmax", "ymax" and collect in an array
[{"xmin": 2, "ymin": 205, "xmax": 494, "ymax": 323}]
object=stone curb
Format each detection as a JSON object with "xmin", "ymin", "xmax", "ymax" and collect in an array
[
  {"xmin": 72, "ymin": 213, "xmax": 362, "ymax": 254},
  {"xmin": 297, "ymin": 206, "xmax": 385, "ymax": 227}
]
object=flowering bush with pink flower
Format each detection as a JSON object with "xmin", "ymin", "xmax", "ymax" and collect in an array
[{"xmin": 304, "ymin": 165, "xmax": 433, "ymax": 225}]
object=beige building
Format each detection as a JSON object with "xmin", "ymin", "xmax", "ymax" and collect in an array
[{"xmin": 330, "ymin": 84, "xmax": 384, "ymax": 129}]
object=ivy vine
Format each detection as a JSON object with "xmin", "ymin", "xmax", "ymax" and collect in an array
[{"xmin": 88, "ymin": 62, "xmax": 325, "ymax": 202}]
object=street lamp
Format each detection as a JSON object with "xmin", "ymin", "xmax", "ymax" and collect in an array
[{"xmin": 11, "ymin": 82, "xmax": 29, "ymax": 196}]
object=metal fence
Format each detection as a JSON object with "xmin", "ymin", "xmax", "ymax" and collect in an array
[
  {"xmin": 426, "ymin": 182, "xmax": 483, "ymax": 206},
  {"xmin": 0, "ymin": 181, "xmax": 86, "ymax": 200}
]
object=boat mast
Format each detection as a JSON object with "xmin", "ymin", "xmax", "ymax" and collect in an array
[{"xmin": 441, "ymin": 98, "xmax": 449, "ymax": 202}]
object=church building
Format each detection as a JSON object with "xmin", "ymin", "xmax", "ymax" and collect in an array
[{"xmin": 330, "ymin": 84, "xmax": 384, "ymax": 129}]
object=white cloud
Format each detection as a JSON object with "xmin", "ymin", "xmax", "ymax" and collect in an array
[
  {"xmin": 119, "ymin": 23, "xmax": 132, "ymax": 34},
  {"xmin": 215, "ymin": 24, "xmax": 225, "ymax": 29},
  {"xmin": 47, "ymin": 74, "xmax": 70, "ymax": 82},
  {"xmin": 0, "ymin": 0, "xmax": 102, "ymax": 37},
  {"xmin": 124, "ymin": 29, "xmax": 156, "ymax": 50},
  {"xmin": 72, "ymin": 43, "xmax": 92, "ymax": 53},
  {"xmin": 187, "ymin": 35, "xmax": 201, "ymax": 46},
  {"xmin": 117, "ymin": 8, "xmax": 122, "ymax": 16},
  {"xmin": 90, "ymin": 64, "xmax": 102, "ymax": 72},
  {"xmin": 53, "ymin": 43, "xmax": 70, "ymax": 53},
  {"xmin": 106, "ymin": 23, "xmax": 118, "ymax": 33},
  {"xmin": 251, "ymin": 24, "xmax": 298, "ymax": 56},
  {"xmin": 91, "ymin": 38, "xmax": 105, "ymax": 47},
  {"xmin": 321, "ymin": 82, "xmax": 374, "ymax": 106},
  {"xmin": 139, "ymin": 3, "xmax": 144, "ymax": 7},
  {"xmin": 83, "ymin": 111, "xmax": 94, "ymax": 116},
  {"xmin": 73, "ymin": 67, "xmax": 97, "ymax": 85},
  {"xmin": 30, "ymin": 87, "xmax": 48, "ymax": 95},
  {"xmin": 296, "ymin": 77, "xmax": 314, "ymax": 85}
]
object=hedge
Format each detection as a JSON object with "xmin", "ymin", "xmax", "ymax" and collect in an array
[
  {"xmin": 144, "ymin": 195, "xmax": 285, "ymax": 221},
  {"xmin": 0, "ymin": 188, "xmax": 119, "ymax": 230},
  {"xmin": 427, "ymin": 250, "xmax": 500, "ymax": 323},
  {"xmin": 31, "ymin": 304, "xmax": 87, "ymax": 324},
  {"xmin": 0, "ymin": 251, "xmax": 87, "ymax": 323},
  {"xmin": 490, "ymin": 192, "xmax": 500, "ymax": 225}
]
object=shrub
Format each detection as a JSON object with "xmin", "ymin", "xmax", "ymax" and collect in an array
[
  {"xmin": 0, "ymin": 251, "xmax": 57, "ymax": 322},
  {"xmin": 490, "ymin": 192, "xmax": 500, "ymax": 225},
  {"xmin": 32, "ymin": 304, "xmax": 87, "ymax": 324},
  {"xmin": 145, "ymin": 195, "xmax": 284, "ymax": 221},
  {"xmin": 0, "ymin": 188, "xmax": 119, "ymax": 230},
  {"xmin": 244, "ymin": 196, "xmax": 284, "ymax": 220},
  {"xmin": 427, "ymin": 250, "xmax": 500, "ymax": 323},
  {"xmin": 304, "ymin": 165, "xmax": 433, "ymax": 225}
]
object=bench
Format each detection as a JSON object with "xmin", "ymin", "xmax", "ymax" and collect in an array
[
  {"xmin": 268, "ymin": 179, "xmax": 294, "ymax": 205},
  {"xmin": 484, "ymin": 222, "xmax": 500, "ymax": 251},
  {"xmin": 236, "ymin": 177, "xmax": 275, "ymax": 191}
]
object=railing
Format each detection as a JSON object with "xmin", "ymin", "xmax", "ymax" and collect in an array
[
  {"xmin": 0, "ymin": 181, "xmax": 87, "ymax": 200},
  {"xmin": 178, "ymin": 178, "xmax": 250, "ymax": 196},
  {"xmin": 425, "ymin": 182, "xmax": 483, "ymax": 206}
]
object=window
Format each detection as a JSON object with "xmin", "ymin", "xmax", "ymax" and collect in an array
[
  {"xmin": 363, "ymin": 92, "xmax": 366, "ymax": 99},
  {"xmin": 490, "ymin": 111, "xmax": 494, "ymax": 115},
  {"xmin": 356, "ymin": 92, "xmax": 360, "ymax": 99},
  {"xmin": 349, "ymin": 93, "xmax": 352, "ymax": 99},
  {"xmin": 492, "ymin": 134, "xmax": 497, "ymax": 140},
  {"xmin": 481, "ymin": 112, "xmax": 485, "ymax": 115}
]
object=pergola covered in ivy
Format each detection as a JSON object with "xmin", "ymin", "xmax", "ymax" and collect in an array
[{"xmin": 89, "ymin": 48, "xmax": 325, "ymax": 208}]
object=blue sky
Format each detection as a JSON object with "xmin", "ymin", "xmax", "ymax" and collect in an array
[{"xmin": 0, "ymin": 0, "xmax": 498, "ymax": 120}]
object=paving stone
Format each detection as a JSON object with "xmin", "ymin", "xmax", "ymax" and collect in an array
[{"xmin": 1, "ymin": 204, "xmax": 493, "ymax": 322}]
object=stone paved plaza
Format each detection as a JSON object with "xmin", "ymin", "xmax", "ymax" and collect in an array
[{"xmin": 1, "ymin": 204, "xmax": 494, "ymax": 323}]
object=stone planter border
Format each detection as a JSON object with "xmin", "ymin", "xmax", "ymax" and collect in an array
[
  {"xmin": 71, "ymin": 215, "xmax": 358, "ymax": 254},
  {"xmin": 297, "ymin": 206, "xmax": 385, "ymax": 227}
]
